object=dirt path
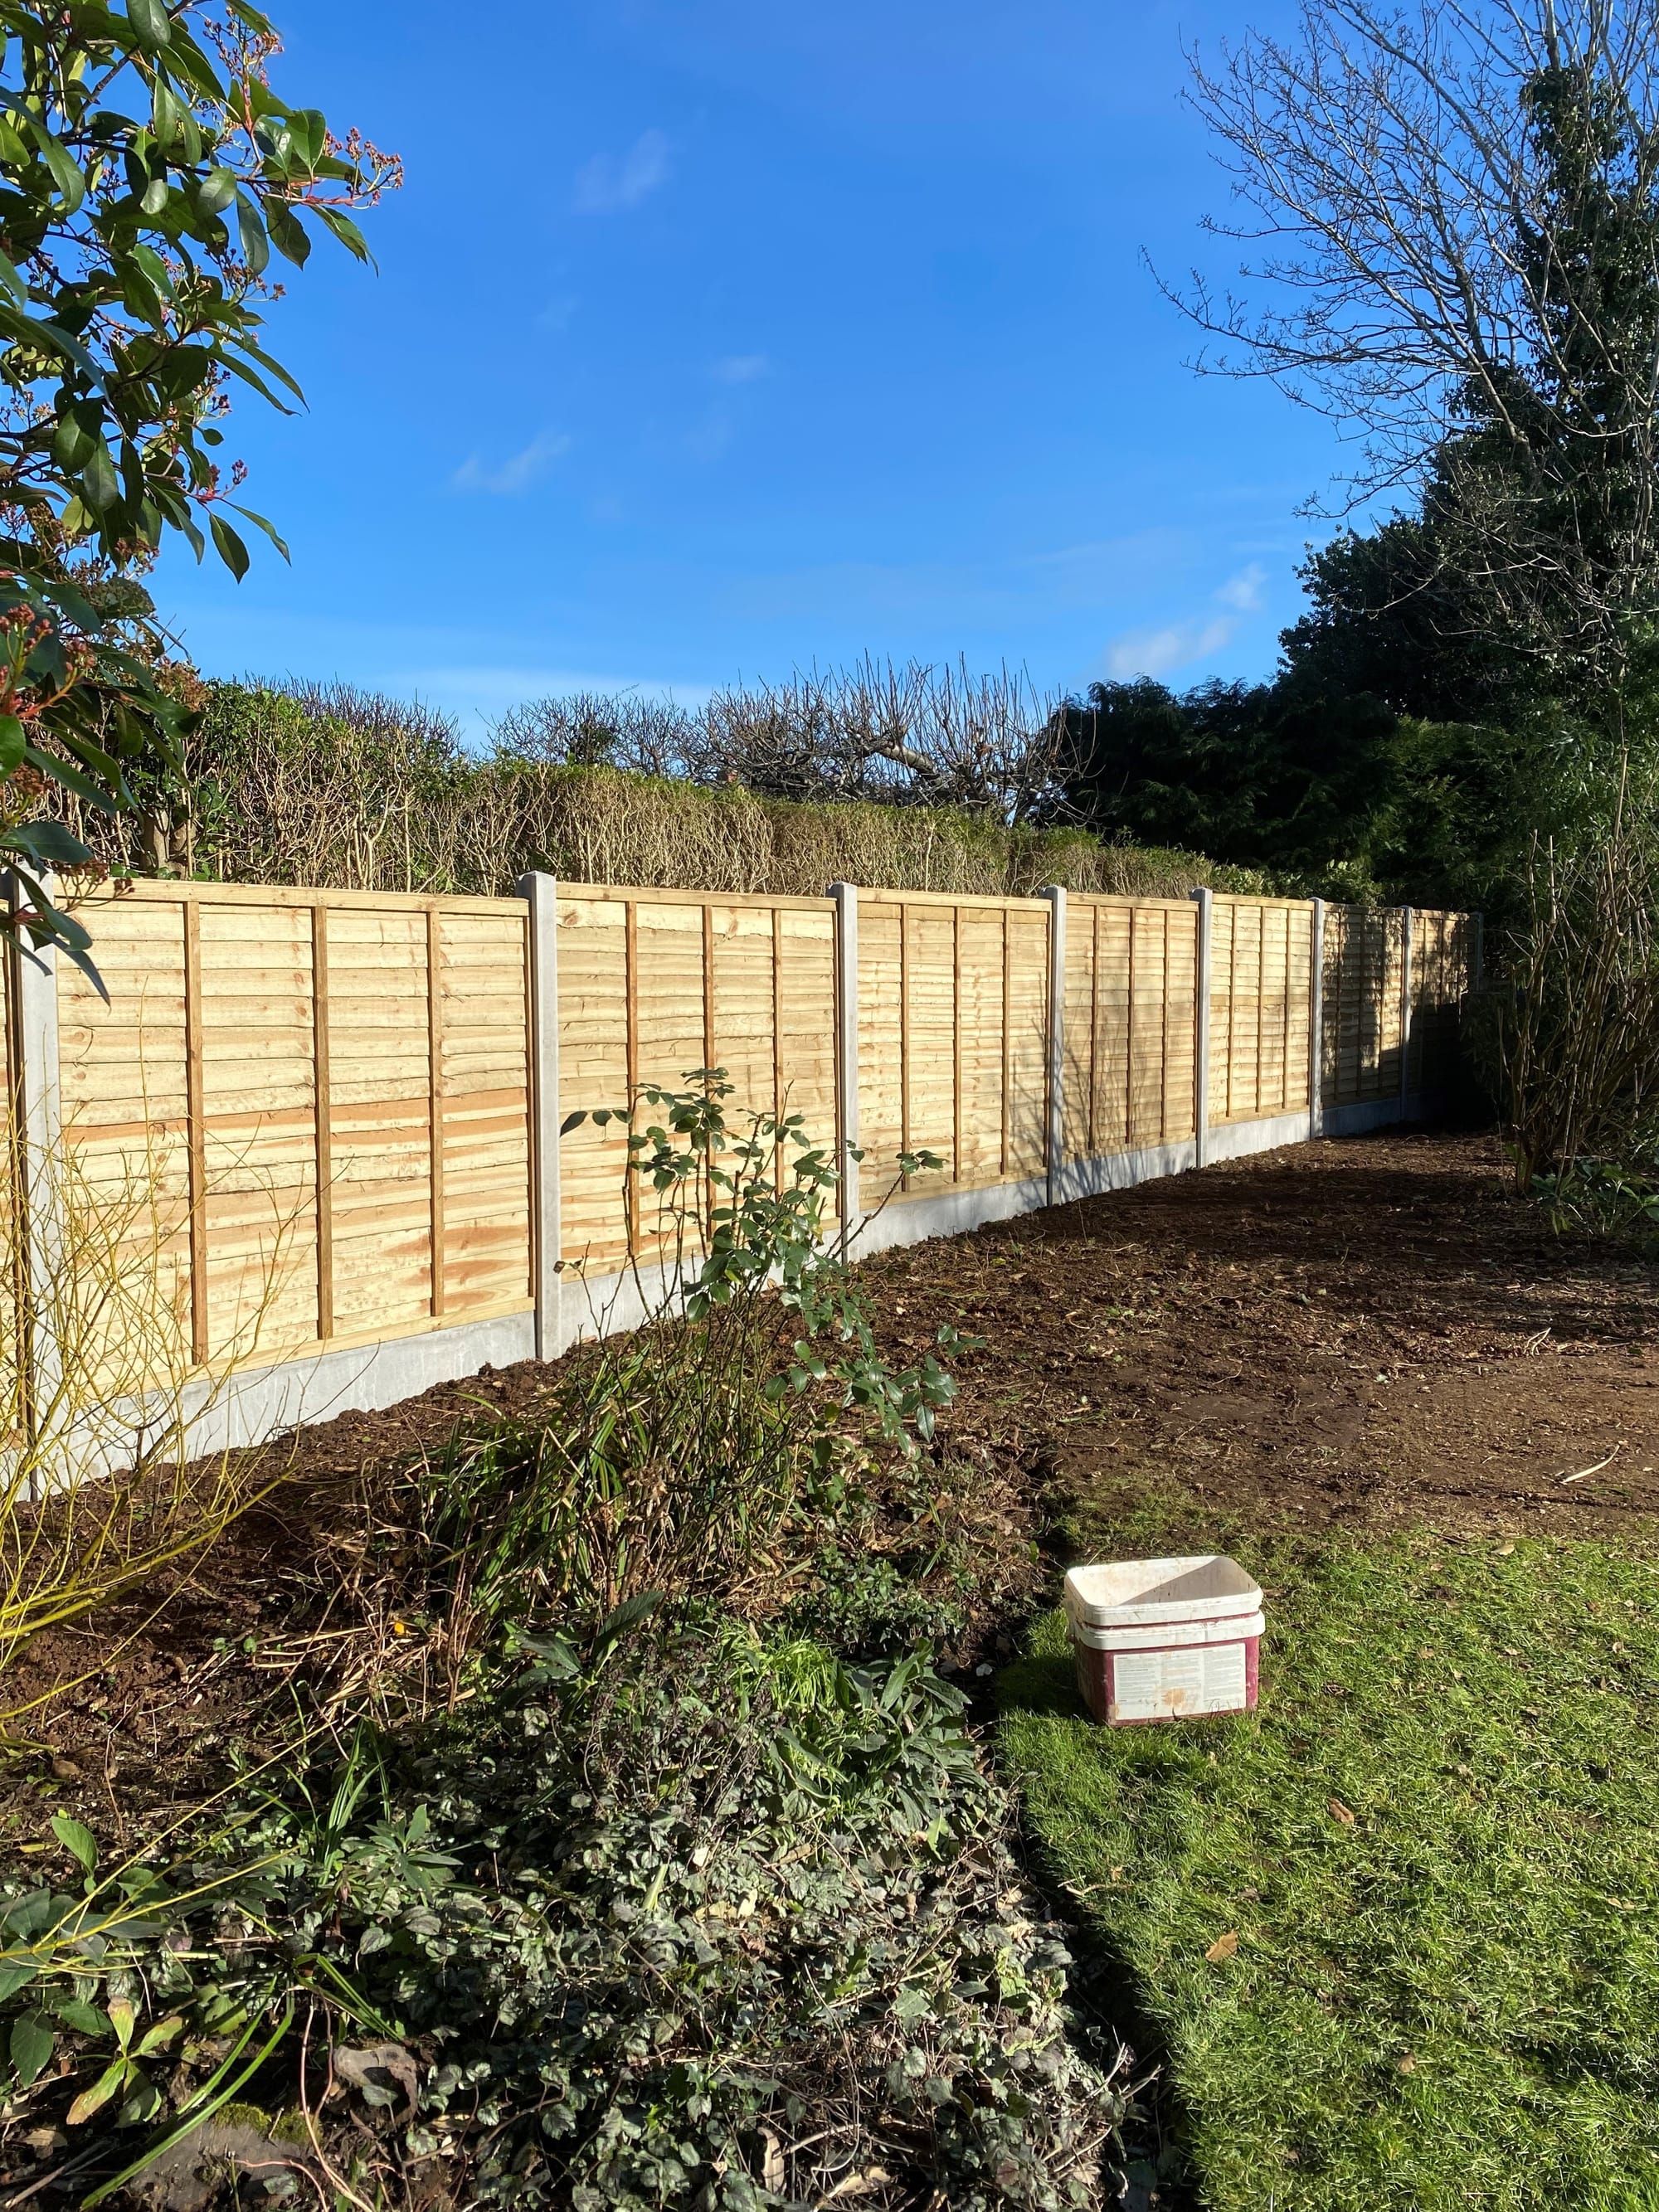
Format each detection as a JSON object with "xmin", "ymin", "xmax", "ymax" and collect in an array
[{"xmin": 868, "ymin": 1129, "xmax": 1659, "ymax": 1540}]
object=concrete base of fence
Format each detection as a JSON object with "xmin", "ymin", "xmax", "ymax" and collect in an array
[
  {"xmin": 850, "ymin": 1175, "xmax": 1053, "ymax": 1260},
  {"xmin": 1322, "ymin": 1092, "xmax": 1450, "ymax": 1137},
  {"xmin": 1053, "ymin": 1139, "xmax": 1199, "ymax": 1203},
  {"xmin": 1208, "ymin": 1108, "xmax": 1318, "ymax": 1163},
  {"xmin": 76, "ymin": 1309, "xmax": 538, "ymax": 1483},
  {"xmin": 61, "ymin": 1090, "xmax": 1463, "ymax": 1484}
]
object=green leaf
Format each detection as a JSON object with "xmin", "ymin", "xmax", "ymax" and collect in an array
[
  {"xmin": 66, "ymin": 2058, "xmax": 129, "ymax": 2127},
  {"xmin": 27, "ymin": 121, "xmax": 86, "ymax": 214},
  {"xmin": 0, "ymin": 1965, "xmax": 34, "ymax": 2005},
  {"xmin": 313, "ymin": 204, "xmax": 372, "ymax": 265},
  {"xmin": 126, "ymin": 0, "xmax": 172, "ymax": 50},
  {"xmin": 0, "ymin": 250, "xmax": 26, "ymax": 307},
  {"xmin": 50, "ymin": 1997, "xmax": 108, "ymax": 2037},
  {"xmin": 592, "ymin": 1592, "xmax": 663, "ymax": 1650},
  {"xmin": 195, "ymin": 166, "xmax": 237, "ymax": 216},
  {"xmin": 228, "ymin": 502, "xmax": 289, "ymax": 560},
  {"xmin": 137, "ymin": 2015, "xmax": 183, "ymax": 2058},
  {"xmin": 80, "ymin": 444, "xmax": 119, "ymax": 513},
  {"xmin": 234, "ymin": 192, "xmax": 270, "ymax": 277},
  {"xmin": 130, "ymin": 242, "xmax": 174, "ymax": 299},
  {"xmin": 264, "ymin": 198, "xmax": 311, "ymax": 267},
  {"xmin": 151, "ymin": 76, "xmax": 181, "ymax": 146},
  {"xmin": 208, "ymin": 512, "xmax": 249, "ymax": 580},
  {"xmin": 0, "ymin": 717, "xmax": 25, "ymax": 775},
  {"xmin": 10, "ymin": 2011, "xmax": 53, "ymax": 2089},
  {"xmin": 50, "ymin": 1813, "xmax": 98, "ymax": 1875},
  {"xmin": 52, "ymin": 413, "xmax": 96, "ymax": 472}
]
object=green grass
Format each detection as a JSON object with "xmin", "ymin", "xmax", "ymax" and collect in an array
[{"xmin": 1000, "ymin": 1519, "xmax": 1659, "ymax": 2212}]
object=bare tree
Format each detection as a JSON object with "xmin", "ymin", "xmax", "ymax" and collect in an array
[
  {"xmin": 490, "ymin": 693, "xmax": 697, "ymax": 779},
  {"xmin": 1167, "ymin": 0, "xmax": 1659, "ymax": 722},
  {"xmin": 693, "ymin": 658, "xmax": 1063, "ymax": 821}
]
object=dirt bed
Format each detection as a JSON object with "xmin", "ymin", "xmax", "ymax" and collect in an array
[
  {"xmin": 869, "ymin": 1126, "xmax": 1659, "ymax": 1540},
  {"xmin": 7, "ymin": 1127, "xmax": 1655, "ymax": 1847}
]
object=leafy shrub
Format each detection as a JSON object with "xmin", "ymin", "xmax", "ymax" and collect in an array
[
  {"xmin": 1532, "ymin": 1155, "xmax": 1659, "ymax": 1240},
  {"xmin": 76, "ymin": 676, "xmax": 1272, "ymax": 902},
  {"xmin": 784, "ymin": 1542, "xmax": 971, "ymax": 1659},
  {"xmin": 401, "ymin": 1072, "xmax": 966, "ymax": 1675},
  {"xmin": 0, "ymin": 1622, "xmax": 1130, "ymax": 2210}
]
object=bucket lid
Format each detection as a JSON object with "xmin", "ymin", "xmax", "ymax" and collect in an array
[{"xmin": 1063, "ymin": 1554, "xmax": 1262, "ymax": 1629}]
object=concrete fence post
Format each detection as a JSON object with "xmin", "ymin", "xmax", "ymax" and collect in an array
[
  {"xmin": 1041, "ymin": 884, "xmax": 1066, "ymax": 1205},
  {"xmin": 1399, "ymin": 905, "xmax": 1414, "ymax": 1119},
  {"xmin": 4, "ymin": 878, "xmax": 62, "ymax": 1456},
  {"xmin": 830, "ymin": 882, "xmax": 860, "ymax": 1249},
  {"xmin": 1191, "ymin": 887, "xmax": 1214, "ymax": 1169},
  {"xmin": 1471, "ymin": 911, "xmax": 1484, "ymax": 990},
  {"xmin": 1309, "ymin": 897, "xmax": 1326, "ymax": 1140},
  {"xmin": 517, "ymin": 872, "xmax": 562, "ymax": 1360}
]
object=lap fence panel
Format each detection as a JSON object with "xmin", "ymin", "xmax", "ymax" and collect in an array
[
  {"xmin": 56, "ymin": 882, "xmax": 533, "ymax": 1392},
  {"xmin": 555, "ymin": 887, "xmax": 839, "ymax": 1284},
  {"xmin": 1406, "ymin": 909, "xmax": 1474, "ymax": 1097},
  {"xmin": 1321, "ymin": 905, "xmax": 1408, "ymax": 1108}
]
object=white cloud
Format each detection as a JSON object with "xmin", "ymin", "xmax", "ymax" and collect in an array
[
  {"xmin": 574, "ymin": 130, "xmax": 670, "ymax": 213},
  {"xmin": 1105, "ymin": 615, "xmax": 1235, "ymax": 682},
  {"xmin": 712, "ymin": 353, "xmax": 770, "ymax": 384},
  {"xmin": 1102, "ymin": 558, "xmax": 1277, "ymax": 680},
  {"xmin": 451, "ymin": 430, "xmax": 572, "ymax": 497},
  {"xmin": 1214, "ymin": 561, "xmax": 1268, "ymax": 613}
]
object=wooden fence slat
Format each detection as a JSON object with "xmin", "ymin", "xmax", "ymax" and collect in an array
[
  {"xmin": 426, "ymin": 905, "xmax": 445, "ymax": 1320},
  {"xmin": 313, "ymin": 904, "xmax": 333, "ymax": 1341},
  {"xmin": 183, "ymin": 898, "xmax": 209, "ymax": 1365}
]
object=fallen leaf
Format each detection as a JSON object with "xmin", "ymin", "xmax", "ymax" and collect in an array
[
  {"xmin": 1327, "ymin": 1798, "xmax": 1356, "ymax": 1826},
  {"xmin": 1205, "ymin": 1931, "xmax": 1239, "ymax": 1962},
  {"xmin": 333, "ymin": 2041, "xmax": 419, "ymax": 2116}
]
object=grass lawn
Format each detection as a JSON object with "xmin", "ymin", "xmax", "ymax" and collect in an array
[{"xmin": 1000, "ymin": 1508, "xmax": 1659, "ymax": 2212}]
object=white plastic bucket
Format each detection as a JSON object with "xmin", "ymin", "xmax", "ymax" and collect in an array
[{"xmin": 1063, "ymin": 1554, "xmax": 1263, "ymax": 1725}]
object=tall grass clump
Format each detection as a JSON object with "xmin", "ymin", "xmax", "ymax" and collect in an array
[
  {"xmin": 0, "ymin": 1105, "xmax": 295, "ymax": 1685},
  {"xmin": 71, "ymin": 675, "xmax": 1272, "ymax": 901}
]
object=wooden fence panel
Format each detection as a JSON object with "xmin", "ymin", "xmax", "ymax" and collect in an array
[
  {"xmin": 1406, "ymin": 909, "xmax": 1474, "ymax": 1096},
  {"xmin": 18, "ymin": 870, "xmax": 1480, "ymax": 1450},
  {"xmin": 859, "ymin": 891, "xmax": 1049, "ymax": 1204},
  {"xmin": 58, "ymin": 890, "xmax": 194, "ymax": 1392},
  {"xmin": 1321, "ymin": 905, "xmax": 1407, "ymax": 1107},
  {"xmin": 1209, "ymin": 897, "xmax": 1314, "ymax": 1125},
  {"xmin": 554, "ymin": 886, "xmax": 840, "ymax": 1281},
  {"xmin": 1061, "ymin": 897, "xmax": 1199, "ymax": 1161},
  {"xmin": 56, "ymin": 882, "xmax": 533, "ymax": 1383}
]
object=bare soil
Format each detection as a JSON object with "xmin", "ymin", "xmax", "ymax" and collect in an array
[
  {"xmin": 867, "ymin": 1125, "xmax": 1659, "ymax": 1541},
  {"xmin": 5, "ymin": 1128, "xmax": 1655, "ymax": 1846}
]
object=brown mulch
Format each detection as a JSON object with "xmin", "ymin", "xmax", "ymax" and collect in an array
[{"xmin": 2, "ymin": 1125, "xmax": 1655, "ymax": 1847}]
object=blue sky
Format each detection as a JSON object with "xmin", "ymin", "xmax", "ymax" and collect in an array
[{"xmin": 154, "ymin": 0, "xmax": 1343, "ymax": 736}]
